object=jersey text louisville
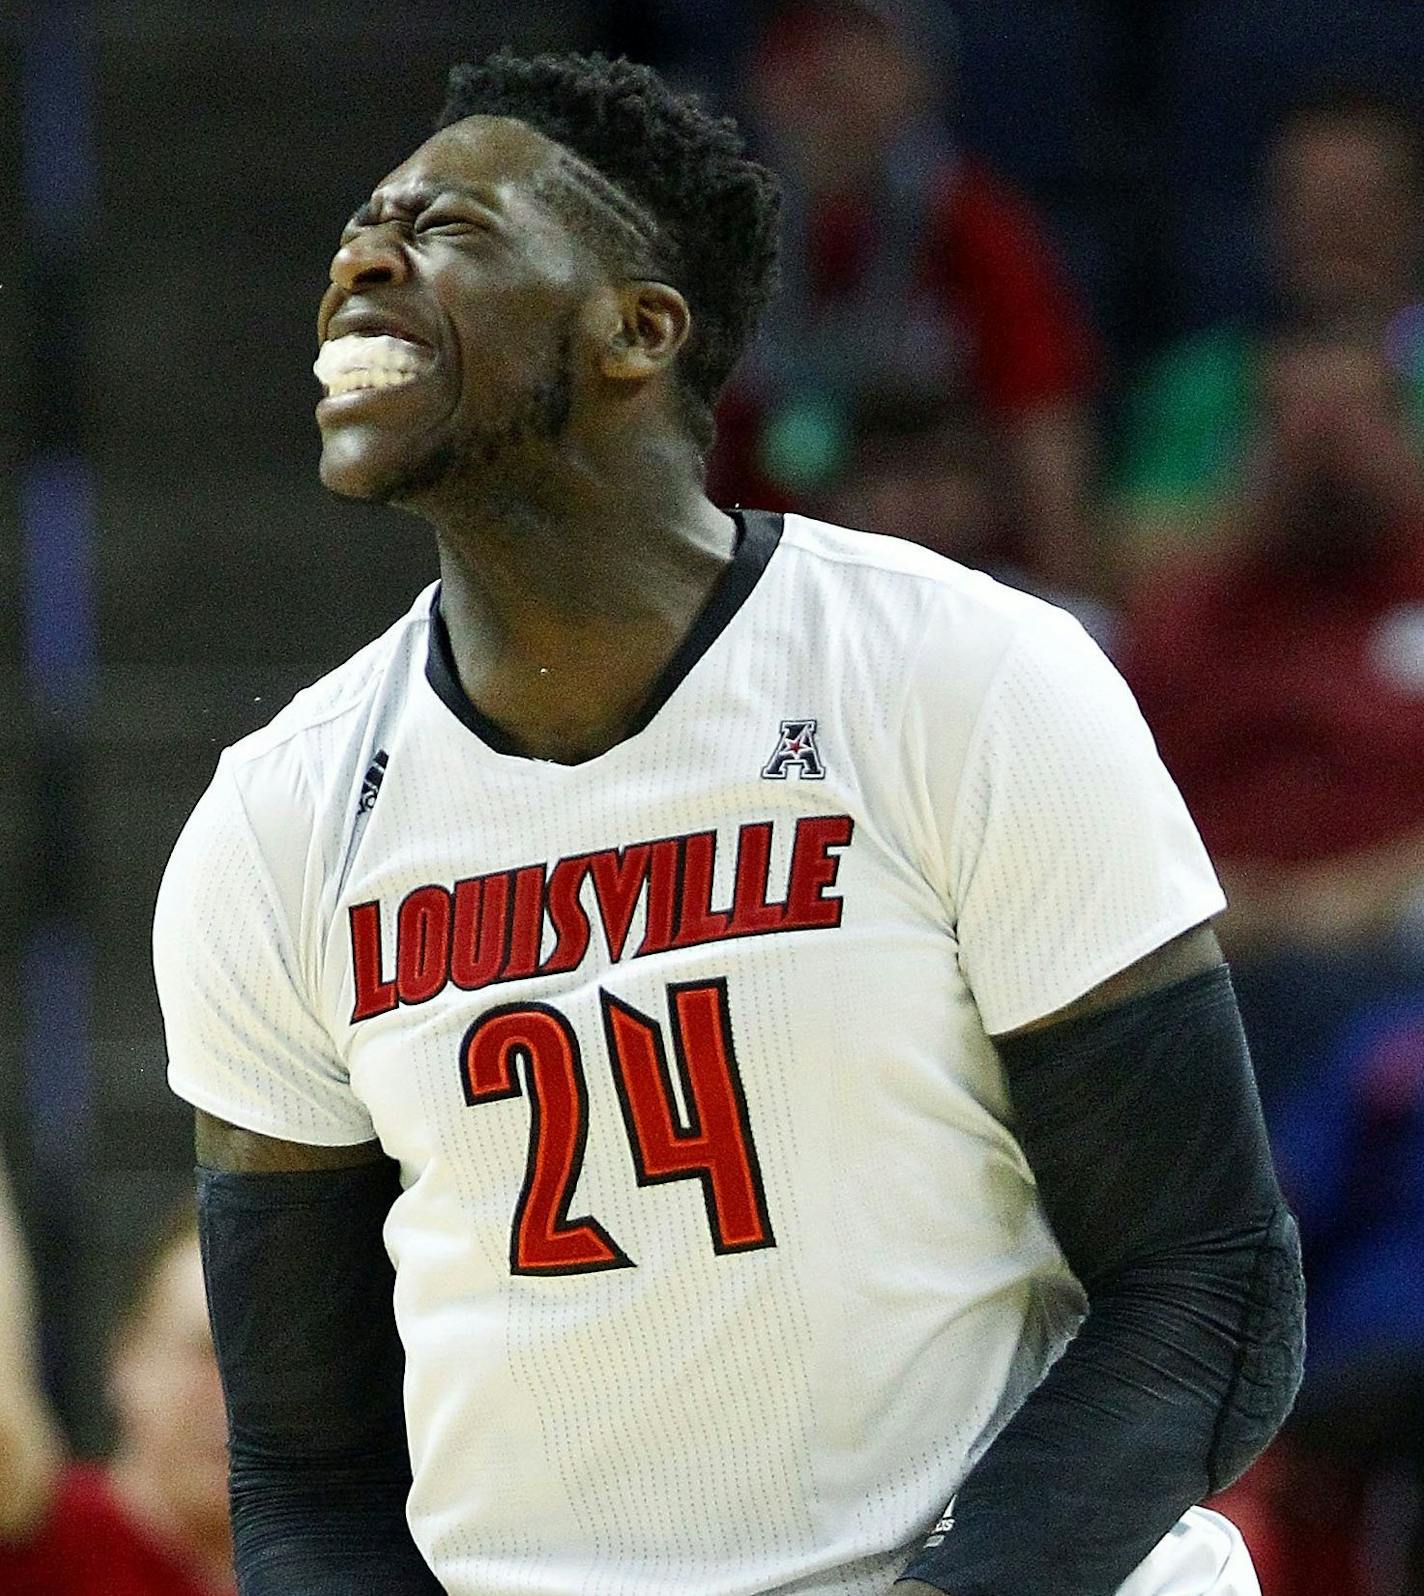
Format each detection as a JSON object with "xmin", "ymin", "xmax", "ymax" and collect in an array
[{"xmin": 349, "ymin": 813, "xmax": 855, "ymax": 1020}]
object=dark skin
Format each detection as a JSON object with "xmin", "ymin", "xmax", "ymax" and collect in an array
[
  {"xmin": 315, "ymin": 115, "xmax": 736, "ymax": 766},
  {"xmin": 197, "ymin": 109, "xmax": 1228, "ymax": 1595}
]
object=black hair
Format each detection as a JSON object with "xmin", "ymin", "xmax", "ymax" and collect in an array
[
  {"xmin": 1270, "ymin": 80, "xmax": 1424, "ymax": 187},
  {"xmin": 438, "ymin": 50, "xmax": 782, "ymax": 453}
]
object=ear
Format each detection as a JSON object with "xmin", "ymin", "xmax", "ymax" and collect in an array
[{"xmin": 590, "ymin": 281, "xmax": 692, "ymax": 383}]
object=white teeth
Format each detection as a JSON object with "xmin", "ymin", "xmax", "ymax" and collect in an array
[
  {"xmin": 315, "ymin": 333, "xmax": 428, "ymax": 396},
  {"xmin": 322, "ymin": 366, "xmax": 422, "ymax": 396}
]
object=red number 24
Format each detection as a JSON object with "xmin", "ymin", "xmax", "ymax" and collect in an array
[{"xmin": 460, "ymin": 979, "xmax": 775, "ymax": 1276}]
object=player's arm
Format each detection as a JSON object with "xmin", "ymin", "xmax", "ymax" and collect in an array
[
  {"xmin": 152, "ymin": 754, "xmax": 441, "ymax": 1592},
  {"xmin": 196, "ymin": 1109, "xmax": 444, "ymax": 1596},
  {"xmin": 899, "ymin": 923, "xmax": 1305, "ymax": 1596}
]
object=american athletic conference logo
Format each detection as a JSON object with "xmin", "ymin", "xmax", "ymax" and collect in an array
[{"xmin": 761, "ymin": 719, "xmax": 825, "ymax": 780}]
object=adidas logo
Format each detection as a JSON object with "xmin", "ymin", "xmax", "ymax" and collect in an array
[
  {"xmin": 358, "ymin": 749, "xmax": 389, "ymax": 813},
  {"xmin": 924, "ymin": 1494, "xmax": 957, "ymax": 1548}
]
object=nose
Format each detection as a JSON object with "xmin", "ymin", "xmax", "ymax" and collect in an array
[{"xmin": 328, "ymin": 226, "xmax": 412, "ymax": 294}]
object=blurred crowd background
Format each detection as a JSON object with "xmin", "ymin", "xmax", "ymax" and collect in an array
[{"xmin": 4, "ymin": 1, "xmax": 1424, "ymax": 1591}]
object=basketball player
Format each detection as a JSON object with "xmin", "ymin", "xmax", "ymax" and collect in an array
[{"xmin": 154, "ymin": 50, "xmax": 1304, "ymax": 1596}]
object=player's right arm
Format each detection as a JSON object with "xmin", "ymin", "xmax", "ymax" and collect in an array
[
  {"xmin": 153, "ymin": 749, "xmax": 442, "ymax": 1593},
  {"xmin": 195, "ymin": 1110, "xmax": 385, "ymax": 1173},
  {"xmin": 195, "ymin": 1109, "xmax": 444, "ymax": 1595}
]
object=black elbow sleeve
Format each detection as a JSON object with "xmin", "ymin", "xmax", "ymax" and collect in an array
[
  {"xmin": 198, "ymin": 1160, "xmax": 409, "ymax": 1455},
  {"xmin": 198, "ymin": 1159, "xmax": 443, "ymax": 1595},
  {"xmin": 1001, "ymin": 961, "xmax": 1305, "ymax": 1480},
  {"xmin": 1209, "ymin": 1202, "xmax": 1305, "ymax": 1489}
]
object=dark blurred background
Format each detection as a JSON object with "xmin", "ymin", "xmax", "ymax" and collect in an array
[{"xmin": 6, "ymin": 2, "xmax": 1424, "ymax": 1592}]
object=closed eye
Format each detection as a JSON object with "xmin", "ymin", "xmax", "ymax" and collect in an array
[{"xmin": 414, "ymin": 211, "xmax": 485, "ymax": 236}]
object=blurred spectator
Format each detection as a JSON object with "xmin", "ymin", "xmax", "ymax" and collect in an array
[
  {"xmin": 0, "ymin": 1200, "xmax": 234, "ymax": 1595},
  {"xmin": 1120, "ymin": 324, "xmax": 1424, "ymax": 958},
  {"xmin": 820, "ymin": 391, "xmax": 1005, "ymax": 564},
  {"xmin": 0, "ymin": 1153, "xmax": 63, "ymax": 1541},
  {"xmin": 1122, "ymin": 316, "xmax": 1424, "ymax": 1582},
  {"xmin": 1112, "ymin": 83, "xmax": 1424, "ymax": 588},
  {"xmin": 712, "ymin": 0, "xmax": 1100, "ymax": 593},
  {"xmin": 821, "ymin": 389, "xmax": 1116, "ymax": 644}
]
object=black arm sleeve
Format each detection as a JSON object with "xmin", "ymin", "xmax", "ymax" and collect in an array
[
  {"xmin": 197, "ymin": 1159, "xmax": 444, "ymax": 1596},
  {"xmin": 901, "ymin": 963, "xmax": 1305, "ymax": 1596}
]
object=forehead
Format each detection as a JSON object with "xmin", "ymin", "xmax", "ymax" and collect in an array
[{"xmin": 372, "ymin": 115, "xmax": 566, "ymax": 211}]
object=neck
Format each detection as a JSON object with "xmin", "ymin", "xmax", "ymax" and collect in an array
[
  {"xmin": 106, "ymin": 1453, "xmax": 234, "ymax": 1592},
  {"xmin": 423, "ymin": 419, "xmax": 737, "ymax": 762}
]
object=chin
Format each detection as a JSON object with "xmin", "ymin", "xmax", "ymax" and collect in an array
[
  {"xmin": 318, "ymin": 440, "xmax": 401, "ymax": 501},
  {"xmin": 319, "ymin": 433, "xmax": 457, "ymax": 506}
]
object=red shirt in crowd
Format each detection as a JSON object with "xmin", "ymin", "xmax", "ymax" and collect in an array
[
  {"xmin": 1120, "ymin": 530, "xmax": 1424, "ymax": 866},
  {"xmin": 0, "ymin": 1465, "xmax": 234, "ymax": 1596},
  {"xmin": 916, "ymin": 157, "xmax": 1097, "ymax": 417},
  {"xmin": 709, "ymin": 156, "xmax": 1097, "ymax": 508}
]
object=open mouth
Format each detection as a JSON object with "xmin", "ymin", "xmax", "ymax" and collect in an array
[{"xmin": 314, "ymin": 332, "xmax": 434, "ymax": 399}]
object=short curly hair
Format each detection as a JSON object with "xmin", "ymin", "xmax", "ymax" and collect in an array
[{"xmin": 438, "ymin": 50, "xmax": 782, "ymax": 451}]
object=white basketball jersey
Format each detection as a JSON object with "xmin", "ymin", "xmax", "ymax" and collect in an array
[{"xmin": 156, "ymin": 512, "xmax": 1235, "ymax": 1596}]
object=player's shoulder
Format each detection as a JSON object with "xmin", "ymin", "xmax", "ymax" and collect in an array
[
  {"xmin": 779, "ymin": 512, "xmax": 1093, "ymax": 678},
  {"xmin": 224, "ymin": 583, "xmax": 434, "ymax": 776},
  {"xmin": 170, "ymin": 584, "xmax": 434, "ymax": 876}
]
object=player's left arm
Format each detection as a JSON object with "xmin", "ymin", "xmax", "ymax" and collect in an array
[{"xmin": 898, "ymin": 922, "xmax": 1305, "ymax": 1596}]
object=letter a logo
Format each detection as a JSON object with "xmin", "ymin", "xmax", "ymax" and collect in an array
[{"xmin": 761, "ymin": 718, "xmax": 825, "ymax": 780}]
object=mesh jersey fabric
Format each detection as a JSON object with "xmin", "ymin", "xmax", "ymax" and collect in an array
[{"xmin": 156, "ymin": 512, "xmax": 1227, "ymax": 1596}]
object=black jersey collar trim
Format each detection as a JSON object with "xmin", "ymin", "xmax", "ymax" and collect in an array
[{"xmin": 423, "ymin": 509, "xmax": 784, "ymax": 763}]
